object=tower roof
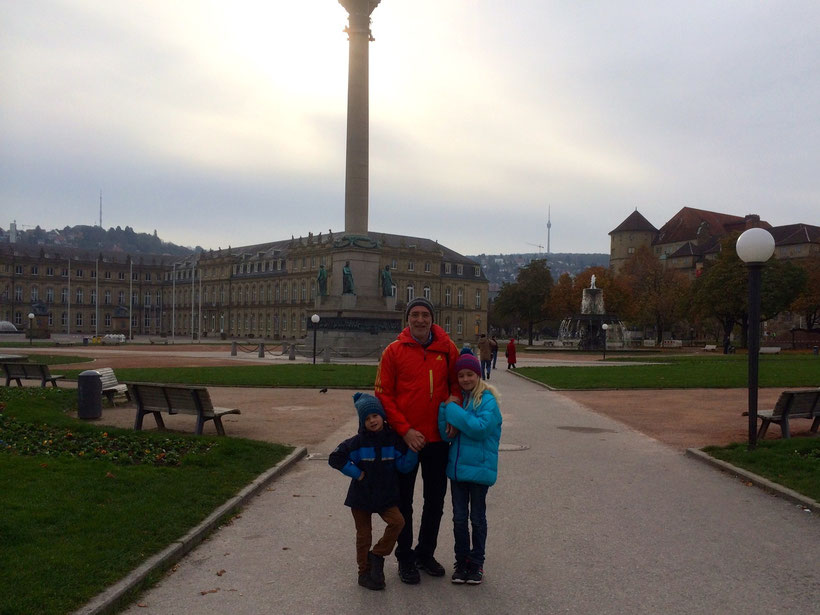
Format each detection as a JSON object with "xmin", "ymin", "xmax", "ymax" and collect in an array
[{"xmin": 609, "ymin": 210, "xmax": 657, "ymax": 234}]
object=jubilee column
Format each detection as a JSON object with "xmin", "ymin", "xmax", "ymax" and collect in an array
[{"xmin": 339, "ymin": 0, "xmax": 381, "ymax": 235}]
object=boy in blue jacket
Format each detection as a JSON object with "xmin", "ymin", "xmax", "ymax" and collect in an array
[
  {"xmin": 329, "ymin": 393, "xmax": 418, "ymax": 590},
  {"xmin": 439, "ymin": 350, "xmax": 502, "ymax": 585}
]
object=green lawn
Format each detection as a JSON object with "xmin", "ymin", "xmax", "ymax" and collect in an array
[
  {"xmin": 519, "ymin": 355, "xmax": 820, "ymax": 389},
  {"xmin": 60, "ymin": 363, "xmax": 378, "ymax": 388},
  {"xmin": 703, "ymin": 438, "xmax": 820, "ymax": 502},
  {"xmin": 11, "ymin": 354, "xmax": 93, "ymax": 366},
  {"xmin": 0, "ymin": 387, "xmax": 291, "ymax": 615}
]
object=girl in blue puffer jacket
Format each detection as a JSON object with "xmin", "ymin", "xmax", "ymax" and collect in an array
[{"xmin": 438, "ymin": 349, "xmax": 502, "ymax": 585}]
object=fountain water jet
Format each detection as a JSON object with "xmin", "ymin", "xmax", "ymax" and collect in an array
[{"xmin": 558, "ymin": 278, "xmax": 625, "ymax": 350}]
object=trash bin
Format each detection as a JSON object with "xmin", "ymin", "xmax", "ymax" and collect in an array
[
  {"xmin": 813, "ymin": 346, "xmax": 818, "ymax": 356},
  {"xmin": 82, "ymin": 337, "xmax": 89, "ymax": 346},
  {"xmin": 77, "ymin": 370, "xmax": 102, "ymax": 420}
]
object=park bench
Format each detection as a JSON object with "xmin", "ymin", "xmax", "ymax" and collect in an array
[
  {"xmin": 759, "ymin": 346, "xmax": 781, "ymax": 354},
  {"xmin": 757, "ymin": 389, "xmax": 820, "ymax": 439},
  {"xmin": 125, "ymin": 382, "xmax": 241, "ymax": 436},
  {"xmin": 96, "ymin": 367, "xmax": 131, "ymax": 405},
  {"xmin": 1, "ymin": 362, "xmax": 64, "ymax": 387},
  {"xmin": 703, "ymin": 344, "xmax": 717, "ymax": 351}
]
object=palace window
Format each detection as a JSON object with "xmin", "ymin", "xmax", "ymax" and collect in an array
[
  {"xmin": 456, "ymin": 264, "xmax": 463, "ymax": 275},
  {"xmin": 423, "ymin": 286, "xmax": 431, "ymax": 300},
  {"xmin": 406, "ymin": 284, "xmax": 415, "ymax": 302},
  {"xmin": 457, "ymin": 288, "xmax": 464, "ymax": 307},
  {"xmin": 425, "ymin": 262, "xmax": 431, "ymax": 273},
  {"xmin": 408, "ymin": 260, "xmax": 415, "ymax": 272},
  {"xmin": 445, "ymin": 287, "xmax": 451, "ymax": 306},
  {"xmin": 475, "ymin": 289, "xmax": 481, "ymax": 309},
  {"xmin": 457, "ymin": 318, "xmax": 463, "ymax": 335}
]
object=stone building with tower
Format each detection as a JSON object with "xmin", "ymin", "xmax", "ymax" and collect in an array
[{"xmin": 609, "ymin": 206, "xmax": 819, "ymax": 277}]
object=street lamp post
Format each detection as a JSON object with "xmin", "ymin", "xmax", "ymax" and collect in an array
[
  {"xmin": 601, "ymin": 323, "xmax": 609, "ymax": 360},
  {"xmin": 311, "ymin": 314, "xmax": 320, "ymax": 365},
  {"xmin": 28, "ymin": 312, "xmax": 35, "ymax": 346},
  {"xmin": 736, "ymin": 227, "xmax": 775, "ymax": 450}
]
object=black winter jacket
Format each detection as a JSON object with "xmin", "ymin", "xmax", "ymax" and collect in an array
[{"xmin": 328, "ymin": 424, "xmax": 418, "ymax": 512}]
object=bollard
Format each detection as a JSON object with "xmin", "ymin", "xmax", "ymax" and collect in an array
[
  {"xmin": 323, "ymin": 347, "xmax": 331, "ymax": 363},
  {"xmin": 258, "ymin": 343, "xmax": 265, "ymax": 358},
  {"xmin": 288, "ymin": 344, "xmax": 296, "ymax": 360},
  {"xmin": 231, "ymin": 341, "xmax": 237, "ymax": 356},
  {"xmin": 77, "ymin": 370, "xmax": 102, "ymax": 420}
]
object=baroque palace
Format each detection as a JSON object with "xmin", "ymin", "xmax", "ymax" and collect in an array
[{"xmin": 0, "ymin": 231, "xmax": 489, "ymax": 343}]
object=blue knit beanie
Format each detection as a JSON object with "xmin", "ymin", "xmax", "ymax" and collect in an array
[
  {"xmin": 454, "ymin": 348, "xmax": 481, "ymax": 377},
  {"xmin": 353, "ymin": 392, "xmax": 386, "ymax": 426}
]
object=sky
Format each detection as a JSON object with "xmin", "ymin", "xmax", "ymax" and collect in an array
[{"xmin": 2, "ymin": 1, "xmax": 819, "ymax": 256}]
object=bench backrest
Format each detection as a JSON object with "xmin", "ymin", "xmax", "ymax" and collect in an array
[
  {"xmin": 23, "ymin": 363, "xmax": 48, "ymax": 378},
  {"xmin": 3, "ymin": 363, "xmax": 28, "ymax": 378},
  {"xmin": 772, "ymin": 390, "xmax": 820, "ymax": 418},
  {"xmin": 128, "ymin": 383, "xmax": 170, "ymax": 413},
  {"xmin": 127, "ymin": 382, "xmax": 213, "ymax": 417},
  {"xmin": 96, "ymin": 367, "xmax": 119, "ymax": 389}
]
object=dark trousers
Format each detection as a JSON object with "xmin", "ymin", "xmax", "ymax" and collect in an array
[
  {"xmin": 451, "ymin": 480, "xmax": 489, "ymax": 566},
  {"xmin": 395, "ymin": 440, "xmax": 449, "ymax": 562},
  {"xmin": 352, "ymin": 506, "xmax": 405, "ymax": 574},
  {"xmin": 481, "ymin": 359, "xmax": 492, "ymax": 379},
  {"xmin": 491, "ymin": 351, "xmax": 498, "ymax": 368}
]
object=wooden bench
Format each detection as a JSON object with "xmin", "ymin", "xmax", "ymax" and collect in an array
[
  {"xmin": 757, "ymin": 389, "xmax": 820, "ymax": 439},
  {"xmin": 125, "ymin": 382, "xmax": 241, "ymax": 436},
  {"xmin": 759, "ymin": 346, "xmax": 781, "ymax": 354},
  {"xmin": 2, "ymin": 362, "xmax": 64, "ymax": 387},
  {"xmin": 703, "ymin": 344, "xmax": 717, "ymax": 351},
  {"xmin": 96, "ymin": 367, "xmax": 131, "ymax": 405}
]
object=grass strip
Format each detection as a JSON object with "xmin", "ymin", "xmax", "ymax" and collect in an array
[
  {"xmin": 0, "ymin": 388, "xmax": 291, "ymax": 615},
  {"xmin": 520, "ymin": 355, "xmax": 820, "ymax": 389},
  {"xmin": 702, "ymin": 438, "xmax": 820, "ymax": 502},
  {"xmin": 60, "ymin": 363, "xmax": 378, "ymax": 388}
]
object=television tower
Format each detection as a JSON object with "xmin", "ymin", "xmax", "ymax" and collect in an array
[{"xmin": 546, "ymin": 206, "xmax": 552, "ymax": 254}]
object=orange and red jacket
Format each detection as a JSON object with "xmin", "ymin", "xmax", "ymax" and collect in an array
[{"xmin": 375, "ymin": 324, "xmax": 461, "ymax": 443}]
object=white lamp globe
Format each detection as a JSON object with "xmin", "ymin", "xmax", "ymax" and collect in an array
[
  {"xmin": 28, "ymin": 312, "xmax": 35, "ymax": 320},
  {"xmin": 311, "ymin": 314, "xmax": 320, "ymax": 324},
  {"xmin": 602, "ymin": 323, "xmax": 609, "ymax": 330},
  {"xmin": 736, "ymin": 228, "xmax": 775, "ymax": 264}
]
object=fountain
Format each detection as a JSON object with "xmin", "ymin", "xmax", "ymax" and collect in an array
[{"xmin": 558, "ymin": 275, "xmax": 625, "ymax": 350}]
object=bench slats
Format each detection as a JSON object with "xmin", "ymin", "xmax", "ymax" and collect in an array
[{"xmin": 1, "ymin": 362, "xmax": 63, "ymax": 387}]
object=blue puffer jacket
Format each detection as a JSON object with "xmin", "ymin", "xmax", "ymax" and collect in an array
[{"xmin": 438, "ymin": 389, "xmax": 502, "ymax": 486}]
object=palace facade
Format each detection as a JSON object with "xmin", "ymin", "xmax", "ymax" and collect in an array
[{"xmin": 0, "ymin": 231, "xmax": 489, "ymax": 343}]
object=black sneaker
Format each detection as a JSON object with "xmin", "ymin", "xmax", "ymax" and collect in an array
[
  {"xmin": 358, "ymin": 572, "xmax": 384, "ymax": 591},
  {"xmin": 465, "ymin": 562, "xmax": 483, "ymax": 585},
  {"xmin": 398, "ymin": 560, "xmax": 420, "ymax": 585},
  {"xmin": 451, "ymin": 561, "xmax": 468, "ymax": 584},
  {"xmin": 415, "ymin": 554, "xmax": 445, "ymax": 577}
]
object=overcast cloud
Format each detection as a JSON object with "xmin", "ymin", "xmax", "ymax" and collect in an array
[{"xmin": 1, "ymin": 1, "xmax": 818, "ymax": 256}]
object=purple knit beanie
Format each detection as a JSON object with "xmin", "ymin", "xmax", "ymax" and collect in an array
[{"xmin": 454, "ymin": 348, "xmax": 481, "ymax": 377}]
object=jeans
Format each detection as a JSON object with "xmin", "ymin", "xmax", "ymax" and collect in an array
[
  {"xmin": 450, "ymin": 480, "xmax": 489, "ymax": 566},
  {"xmin": 491, "ymin": 351, "xmax": 497, "ymax": 369},
  {"xmin": 481, "ymin": 359, "xmax": 491, "ymax": 379},
  {"xmin": 395, "ymin": 440, "xmax": 449, "ymax": 562}
]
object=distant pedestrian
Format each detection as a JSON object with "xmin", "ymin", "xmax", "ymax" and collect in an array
[
  {"xmin": 477, "ymin": 334, "xmax": 492, "ymax": 380},
  {"xmin": 439, "ymin": 350, "xmax": 502, "ymax": 585},
  {"xmin": 489, "ymin": 336, "xmax": 499, "ymax": 369},
  {"xmin": 329, "ymin": 393, "xmax": 418, "ymax": 591},
  {"xmin": 505, "ymin": 338, "xmax": 517, "ymax": 369}
]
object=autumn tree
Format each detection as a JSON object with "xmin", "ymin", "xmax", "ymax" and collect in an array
[
  {"xmin": 788, "ymin": 256, "xmax": 820, "ymax": 330},
  {"xmin": 618, "ymin": 246, "xmax": 690, "ymax": 344},
  {"xmin": 492, "ymin": 258, "xmax": 553, "ymax": 345}
]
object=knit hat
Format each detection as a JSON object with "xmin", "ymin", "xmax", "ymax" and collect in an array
[
  {"xmin": 454, "ymin": 348, "xmax": 481, "ymax": 377},
  {"xmin": 353, "ymin": 392, "xmax": 386, "ymax": 426},
  {"xmin": 405, "ymin": 297, "xmax": 435, "ymax": 322}
]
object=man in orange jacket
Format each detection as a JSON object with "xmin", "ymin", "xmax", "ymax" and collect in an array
[{"xmin": 375, "ymin": 297, "xmax": 460, "ymax": 584}]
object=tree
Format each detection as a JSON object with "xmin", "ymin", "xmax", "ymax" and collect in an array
[
  {"xmin": 492, "ymin": 259, "xmax": 553, "ymax": 345},
  {"xmin": 547, "ymin": 272, "xmax": 575, "ymax": 320},
  {"xmin": 788, "ymin": 256, "xmax": 820, "ymax": 330},
  {"xmin": 692, "ymin": 234, "xmax": 807, "ymax": 351},
  {"xmin": 618, "ymin": 246, "xmax": 689, "ymax": 344}
]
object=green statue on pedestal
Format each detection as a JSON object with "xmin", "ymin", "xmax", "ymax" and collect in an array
[
  {"xmin": 317, "ymin": 264, "xmax": 328, "ymax": 297},
  {"xmin": 342, "ymin": 261, "xmax": 355, "ymax": 295},
  {"xmin": 381, "ymin": 265, "xmax": 393, "ymax": 297}
]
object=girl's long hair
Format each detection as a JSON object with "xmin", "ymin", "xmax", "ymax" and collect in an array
[{"xmin": 465, "ymin": 377, "xmax": 500, "ymax": 408}]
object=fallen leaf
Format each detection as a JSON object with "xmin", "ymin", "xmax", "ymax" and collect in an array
[
  {"xmin": 200, "ymin": 588, "xmax": 220, "ymax": 595},
  {"xmin": 105, "ymin": 472, "xmax": 115, "ymax": 479},
  {"xmin": 216, "ymin": 570, "xmax": 226, "ymax": 577},
  {"xmin": 137, "ymin": 604, "xmax": 148, "ymax": 608}
]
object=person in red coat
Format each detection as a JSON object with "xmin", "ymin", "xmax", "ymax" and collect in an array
[
  {"xmin": 505, "ymin": 338, "xmax": 517, "ymax": 369},
  {"xmin": 375, "ymin": 297, "xmax": 460, "ymax": 584}
]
